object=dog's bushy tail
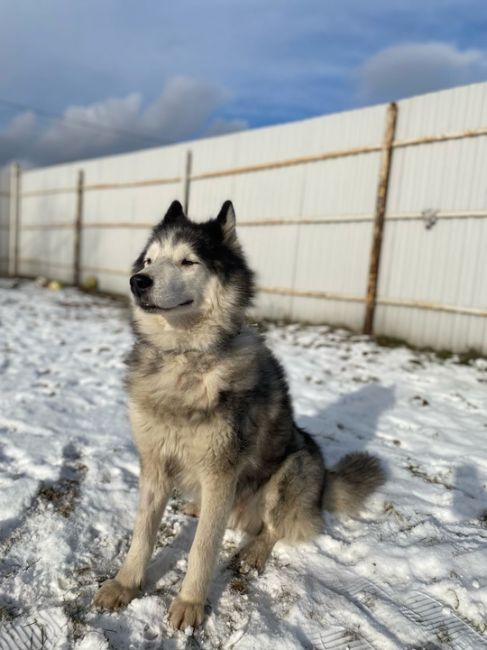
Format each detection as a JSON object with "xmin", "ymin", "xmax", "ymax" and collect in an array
[{"xmin": 323, "ymin": 452, "xmax": 385, "ymax": 515}]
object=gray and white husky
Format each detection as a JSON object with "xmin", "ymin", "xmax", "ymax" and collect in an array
[{"xmin": 94, "ymin": 200, "xmax": 385, "ymax": 629}]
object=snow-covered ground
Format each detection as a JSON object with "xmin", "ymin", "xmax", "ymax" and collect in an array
[{"xmin": 0, "ymin": 279, "xmax": 486, "ymax": 650}]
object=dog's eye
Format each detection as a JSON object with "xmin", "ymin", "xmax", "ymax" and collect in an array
[
  {"xmin": 144, "ymin": 258, "xmax": 151, "ymax": 266},
  {"xmin": 181, "ymin": 259, "xmax": 196, "ymax": 267}
]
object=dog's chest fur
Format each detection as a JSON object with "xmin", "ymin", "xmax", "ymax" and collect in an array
[{"xmin": 127, "ymin": 331, "xmax": 261, "ymax": 486}]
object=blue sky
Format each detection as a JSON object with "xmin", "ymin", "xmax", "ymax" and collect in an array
[{"xmin": 1, "ymin": 0, "xmax": 486, "ymax": 166}]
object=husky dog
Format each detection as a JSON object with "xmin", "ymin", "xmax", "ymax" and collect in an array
[{"xmin": 93, "ymin": 200, "xmax": 385, "ymax": 629}]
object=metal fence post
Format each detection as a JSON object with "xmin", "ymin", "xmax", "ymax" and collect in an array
[
  {"xmin": 183, "ymin": 150, "xmax": 192, "ymax": 214},
  {"xmin": 73, "ymin": 169, "xmax": 85, "ymax": 286},
  {"xmin": 9, "ymin": 163, "xmax": 21, "ymax": 277},
  {"xmin": 363, "ymin": 102, "xmax": 398, "ymax": 335}
]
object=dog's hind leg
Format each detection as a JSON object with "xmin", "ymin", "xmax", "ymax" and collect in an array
[
  {"xmin": 94, "ymin": 465, "xmax": 171, "ymax": 610},
  {"xmin": 234, "ymin": 525, "xmax": 277, "ymax": 574},
  {"xmin": 234, "ymin": 448, "xmax": 324, "ymax": 574}
]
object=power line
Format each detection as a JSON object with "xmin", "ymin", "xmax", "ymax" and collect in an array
[{"xmin": 0, "ymin": 97, "xmax": 166, "ymax": 146}]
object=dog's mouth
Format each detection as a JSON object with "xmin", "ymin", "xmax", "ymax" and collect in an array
[{"xmin": 138, "ymin": 299, "xmax": 194, "ymax": 313}]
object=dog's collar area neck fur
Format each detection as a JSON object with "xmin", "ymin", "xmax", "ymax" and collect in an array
[{"xmin": 138, "ymin": 323, "xmax": 243, "ymax": 356}]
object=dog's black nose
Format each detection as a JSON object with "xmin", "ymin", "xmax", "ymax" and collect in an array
[{"xmin": 130, "ymin": 273, "xmax": 153, "ymax": 296}]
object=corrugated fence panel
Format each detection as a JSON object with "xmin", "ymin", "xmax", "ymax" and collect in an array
[
  {"xmin": 187, "ymin": 134, "xmax": 239, "ymax": 221},
  {"xmin": 376, "ymin": 84, "xmax": 487, "ymax": 353},
  {"xmin": 19, "ymin": 163, "xmax": 79, "ymax": 283},
  {"xmin": 394, "ymin": 83, "xmax": 487, "ymax": 140},
  {"xmin": 291, "ymin": 220, "xmax": 373, "ymax": 328},
  {"xmin": 80, "ymin": 144, "xmax": 187, "ymax": 294},
  {"xmin": 190, "ymin": 104, "xmax": 386, "ymax": 322},
  {"xmin": 231, "ymin": 119, "xmax": 319, "ymax": 319}
]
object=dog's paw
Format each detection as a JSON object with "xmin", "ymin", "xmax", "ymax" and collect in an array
[
  {"xmin": 93, "ymin": 579, "xmax": 138, "ymax": 610},
  {"xmin": 181, "ymin": 502, "xmax": 200, "ymax": 518},
  {"xmin": 169, "ymin": 596, "xmax": 204, "ymax": 630},
  {"xmin": 233, "ymin": 539, "xmax": 271, "ymax": 575}
]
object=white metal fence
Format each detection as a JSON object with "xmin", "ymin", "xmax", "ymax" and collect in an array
[{"xmin": 1, "ymin": 83, "xmax": 486, "ymax": 354}]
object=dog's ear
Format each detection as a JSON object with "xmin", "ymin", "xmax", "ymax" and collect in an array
[
  {"xmin": 161, "ymin": 200, "xmax": 187, "ymax": 227},
  {"xmin": 216, "ymin": 200, "xmax": 238, "ymax": 246}
]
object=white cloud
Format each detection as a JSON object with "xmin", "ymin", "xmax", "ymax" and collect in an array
[
  {"xmin": 0, "ymin": 111, "xmax": 38, "ymax": 164},
  {"xmin": 359, "ymin": 42, "xmax": 487, "ymax": 103},
  {"xmin": 141, "ymin": 77, "xmax": 229, "ymax": 141},
  {"xmin": 0, "ymin": 77, "xmax": 247, "ymax": 167},
  {"xmin": 204, "ymin": 117, "xmax": 249, "ymax": 137}
]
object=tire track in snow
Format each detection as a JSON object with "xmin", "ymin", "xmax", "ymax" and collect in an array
[
  {"xmin": 297, "ymin": 565, "xmax": 487, "ymax": 650},
  {"xmin": 0, "ymin": 608, "xmax": 69, "ymax": 650},
  {"xmin": 342, "ymin": 575, "xmax": 487, "ymax": 649}
]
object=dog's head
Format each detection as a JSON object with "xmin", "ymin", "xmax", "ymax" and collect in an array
[{"xmin": 130, "ymin": 200, "xmax": 254, "ymax": 349}]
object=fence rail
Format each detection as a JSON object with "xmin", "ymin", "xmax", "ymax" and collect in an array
[
  {"xmin": 16, "ymin": 129, "xmax": 487, "ymax": 199},
  {"xmin": 16, "ymin": 125, "xmax": 487, "ymax": 200},
  {"xmin": 12, "ymin": 210, "xmax": 487, "ymax": 232},
  {"xmin": 1, "ymin": 82, "xmax": 487, "ymax": 353}
]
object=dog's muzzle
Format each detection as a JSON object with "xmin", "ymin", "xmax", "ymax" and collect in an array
[{"xmin": 130, "ymin": 273, "xmax": 153, "ymax": 298}]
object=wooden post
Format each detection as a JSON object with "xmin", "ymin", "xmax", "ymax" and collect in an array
[
  {"xmin": 73, "ymin": 169, "xmax": 84, "ymax": 286},
  {"xmin": 182, "ymin": 150, "xmax": 192, "ymax": 214},
  {"xmin": 363, "ymin": 102, "xmax": 398, "ymax": 335},
  {"xmin": 9, "ymin": 163, "xmax": 21, "ymax": 277}
]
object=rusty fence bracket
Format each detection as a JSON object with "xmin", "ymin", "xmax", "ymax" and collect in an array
[{"xmin": 363, "ymin": 102, "xmax": 398, "ymax": 335}]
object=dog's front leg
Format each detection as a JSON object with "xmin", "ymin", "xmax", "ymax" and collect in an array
[
  {"xmin": 169, "ymin": 474, "xmax": 235, "ymax": 629},
  {"xmin": 94, "ymin": 469, "xmax": 171, "ymax": 609}
]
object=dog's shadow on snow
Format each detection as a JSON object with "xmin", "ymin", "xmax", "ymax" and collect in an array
[
  {"xmin": 298, "ymin": 383, "xmax": 396, "ymax": 462},
  {"xmin": 144, "ymin": 515, "xmax": 198, "ymax": 591},
  {"xmin": 452, "ymin": 463, "xmax": 486, "ymax": 520},
  {"xmin": 298, "ymin": 384, "xmax": 485, "ymax": 521}
]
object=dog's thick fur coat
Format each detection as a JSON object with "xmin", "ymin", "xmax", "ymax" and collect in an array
[{"xmin": 93, "ymin": 200, "xmax": 385, "ymax": 629}]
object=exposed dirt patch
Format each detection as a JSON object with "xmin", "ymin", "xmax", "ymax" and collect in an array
[
  {"xmin": 38, "ymin": 463, "xmax": 87, "ymax": 518},
  {"xmin": 0, "ymin": 443, "xmax": 87, "ymax": 559}
]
